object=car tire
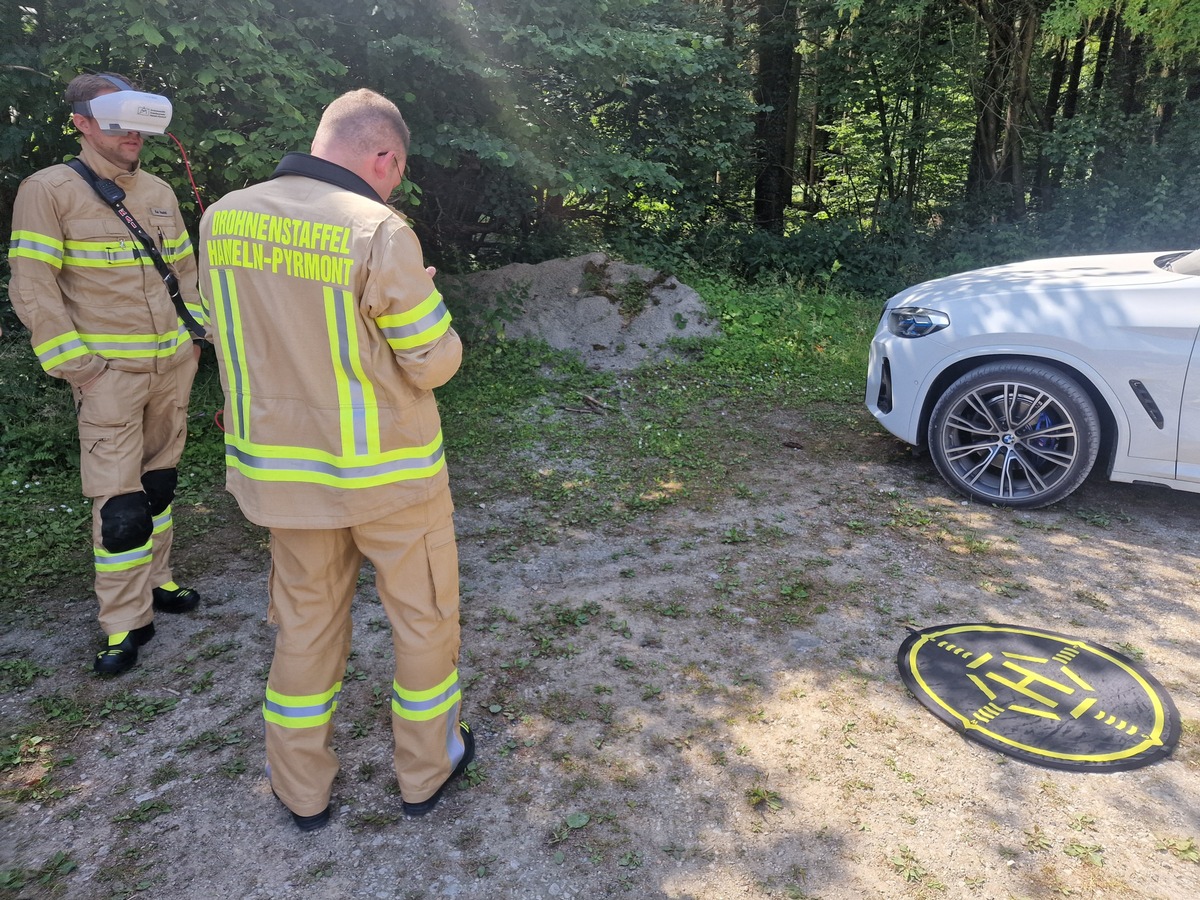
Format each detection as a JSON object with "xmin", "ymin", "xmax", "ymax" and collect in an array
[{"xmin": 927, "ymin": 361, "xmax": 1100, "ymax": 509}]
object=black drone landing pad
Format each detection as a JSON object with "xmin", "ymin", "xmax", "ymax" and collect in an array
[{"xmin": 897, "ymin": 623, "xmax": 1179, "ymax": 771}]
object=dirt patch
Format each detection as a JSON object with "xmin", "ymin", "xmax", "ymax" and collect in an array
[
  {"xmin": 3, "ymin": 409, "xmax": 1200, "ymax": 899},
  {"xmin": 2, "ymin": 265, "xmax": 1200, "ymax": 899},
  {"xmin": 441, "ymin": 253, "xmax": 719, "ymax": 370}
]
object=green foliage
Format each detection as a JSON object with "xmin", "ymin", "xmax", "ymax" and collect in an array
[
  {"xmin": 1034, "ymin": 104, "xmax": 1200, "ymax": 254},
  {"xmin": 796, "ymin": 1, "xmax": 977, "ymax": 221},
  {"xmin": 1045, "ymin": 0, "xmax": 1200, "ymax": 63},
  {"xmin": 0, "ymin": 465, "xmax": 92, "ymax": 613},
  {"xmin": 686, "ymin": 273, "xmax": 875, "ymax": 404},
  {"xmin": 0, "ymin": 852, "xmax": 77, "ymax": 892},
  {"xmin": 0, "ymin": 659, "xmax": 53, "ymax": 692},
  {"xmin": 5, "ymin": 0, "xmax": 1199, "ymax": 281},
  {"xmin": 349, "ymin": 0, "xmax": 757, "ymax": 266},
  {"xmin": 445, "ymin": 279, "xmax": 531, "ymax": 345},
  {"xmin": 0, "ymin": 332, "xmax": 78, "ymax": 474},
  {"xmin": 3, "ymin": 0, "xmax": 344, "ymax": 233}
]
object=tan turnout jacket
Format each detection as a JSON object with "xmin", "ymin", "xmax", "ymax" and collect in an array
[
  {"xmin": 8, "ymin": 143, "xmax": 201, "ymax": 387},
  {"xmin": 197, "ymin": 153, "xmax": 462, "ymax": 529}
]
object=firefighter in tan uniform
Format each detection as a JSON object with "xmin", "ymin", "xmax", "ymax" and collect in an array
[
  {"xmin": 7, "ymin": 73, "xmax": 203, "ymax": 676},
  {"xmin": 197, "ymin": 89, "xmax": 472, "ymax": 831}
]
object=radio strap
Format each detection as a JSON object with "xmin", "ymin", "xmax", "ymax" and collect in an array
[{"xmin": 67, "ymin": 158, "xmax": 205, "ymax": 339}]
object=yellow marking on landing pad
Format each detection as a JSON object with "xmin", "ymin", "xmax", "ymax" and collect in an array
[
  {"xmin": 1009, "ymin": 705, "xmax": 1060, "ymax": 720},
  {"xmin": 1061, "ymin": 667, "xmax": 1094, "ymax": 692},
  {"xmin": 1070, "ymin": 698, "xmax": 1097, "ymax": 719}
]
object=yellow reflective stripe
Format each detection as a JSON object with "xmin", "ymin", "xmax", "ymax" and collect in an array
[
  {"xmin": 386, "ymin": 310, "xmax": 452, "ymax": 351},
  {"xmin": 152, "ymin": 505, "xmax": 172, "ymax": 536},
  {"xmin": 225, "ymin": 431, "xmax": 445, "ymax": 488},
  {"xmin": 161, "ymin": 234, "xmax": 194, "ymax": 263},
  {"xmin": 263, "ymin": 683, "xmax": 342, "ymax": 729},
  {"xmin": 10, "ymin": 230, "xmax": 64, "ymax": 267},
  {"xmin": 78, "ymin": 329, "xmax": 190, "ymax": 359},
  {"xmin": 36, "ymin": 330, "xmax": 188, "ymax": 367},
  {"xmin": 208, "ymin": 268, "xmax": 252, "ymax": 440},
  {"xmin": 63, "ymin": 239, "xmax": 154, "ymax": 268},
  {"xmin": 95, "ymin": 540, "xmax": 153, "ymax": 573},
  {"xmin": 184, "ymin": 298, "xmax": 207, "ymax": 328},
  {"xmin": 325, "ymin": 287, "xmax": 381, "ymax": 457},
  {"xmin": 34, "ymin": 332, "xmax": 90, "ymax": 371},
  {"xmin": 391, "ymin": 671, "xmax": 461, "ymax": 722},
  {"xmin": 210, "ymin": 272, "xmax": 445, "ymax": 488},
  {"xmin": 377, "ymin": 290, "xmax": 452, "ymax": 350}
]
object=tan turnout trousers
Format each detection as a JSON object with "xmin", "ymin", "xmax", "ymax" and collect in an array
[
  {"xmin": 263, "ymin": 488, "xmax": 464, "ymax": 817},
  {"xmin": 76, "ymin": 355, "xmax": 198, "ymax": 636}
]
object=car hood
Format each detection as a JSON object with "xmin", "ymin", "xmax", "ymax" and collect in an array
[{"xmin": 888, "ymin": 251, "xmax": 1196, "ymax": 307}]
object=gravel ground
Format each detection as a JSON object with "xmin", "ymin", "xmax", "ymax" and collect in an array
[
  {"xmin": 3, "ymin": 405, "xmax": 1200, "ymax": 900},
  {"xmin": 3, "ymin": 258, "xmax": 1199, "ymax": 898}
]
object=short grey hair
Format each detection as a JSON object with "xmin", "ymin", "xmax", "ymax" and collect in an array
[{"xmin": 313, "ymin": 89, "xmax": 410, "ymax": 156}]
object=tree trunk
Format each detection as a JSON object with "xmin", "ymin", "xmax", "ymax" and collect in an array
[
  {"xmin": 963, "ymin": 0, "xmax": 1042, "ymax": 219},
  {"xmin": 867, "ymin": 59, "xmax": 897, "ymax": 209},
  {"xmin": 1111, "ymin": 24, "xmax": 1145, "ymax": 116},
  {"xmin": 798, "ymin": 69, "xmax": 826, "ymax": 214},
  {"xmin": 1062, "ymin": 30, "xmax": 1087, "ymax": 121},
  {"xmin": 964, "ymin": 3, "xmax": 1013, "ymax": 202},
  {"xmin": 905, "ymin": 75, "xmax": 927, "ymax": 207},
  {"xmin": 1033, "ymin": 37, "xmax": 1068, "ymax": 203},
  {"xmin": 1090, "ymin": 9, "xmax": 1116, "ymax": 104},
  {"xmin": 999, "ymin": 6, "xmax": 1038, "ymax": 218},
  {"xmin": 753, "ymin": 0, "xmax": 799, "ymax": 235}
]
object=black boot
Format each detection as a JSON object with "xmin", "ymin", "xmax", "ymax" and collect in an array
[
  {"xmin": 271, "ymin": 789, "xmax": 331, "ymax": 832},
  {"xmin": 152, "ymin": 582, "xmax": 201, "ymax": 613},
  {"xmin": 402, "ymin": 722, "xmax": 475, "ymax": 817},
  {"xmin": 93, "ymin": 622, "xmax": 156, "ymax": 676}
]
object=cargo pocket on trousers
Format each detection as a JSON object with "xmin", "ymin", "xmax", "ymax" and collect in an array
[
  {"xmin": 425, "ymin": 524, "xmax": 460, "ymax": 621},
  {"xmin": 76, "ymin": 370, "xmax": 138, "ymax": 498}
]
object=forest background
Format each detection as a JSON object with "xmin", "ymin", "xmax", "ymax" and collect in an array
[
  {"xmin": 2, "ymin": 0, "xmax": 1200, "ymax": 302},
  {"xmin": 3, "ymin": 5, "xmax": 1200, "ymax": 895},
  {"xmin": 4, "ymin": 0, "xmax": 1200, "ymax": 598}
]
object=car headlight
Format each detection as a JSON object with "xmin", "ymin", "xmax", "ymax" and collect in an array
[{"xmin": 888, "ymin": 307, "xmax": 950, "ymax": 338}]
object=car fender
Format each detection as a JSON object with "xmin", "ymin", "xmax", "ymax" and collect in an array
[{"xmin": 911, "ymin": 343, "xmax": 1135, "ymax": 461}]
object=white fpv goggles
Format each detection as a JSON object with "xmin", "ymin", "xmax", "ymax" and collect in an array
[{"xmin": 72, "ymin": 74, "xmax": 172, "ymax": 135}]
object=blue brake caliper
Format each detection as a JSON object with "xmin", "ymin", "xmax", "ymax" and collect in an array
[{"xmin": 1028, "ymin": 412, "xmax": 1057, "ymax": 451}]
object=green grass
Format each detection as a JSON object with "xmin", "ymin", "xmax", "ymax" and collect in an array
[
  {"xmin": 440, "ymin": 276, "xmax": 875, "ymax": 534},
  {"xmin": 0, "ymin": 344, "xmax": 229, "ymax": 616},
  {"xmin": 0, "ymin": 274, "xmax": 877, "ymax": 620}
]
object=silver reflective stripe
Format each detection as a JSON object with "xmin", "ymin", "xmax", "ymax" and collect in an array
[
  {"xmin": 226, "ymin": 443, "xmax": 444, "ymax": 479},
  {"xmin": 170, "ymin": 235, "xmax": 194, "ymax": 259},
  {"xmin": 84, "ymin": 334, "xmax": 185, "ymax": 353},
  {"xmin": 12, "ymin": 235, "xmax": 63, "ymax": 261},
  {"xmin": 94, "ymin": 544, "xmax": 152, "ymax": 565},
  {"xmin": 64, "ymin": 246, "xmax": 140, "ymax": 264},
  {"xmin": 392, "ymin": 681, "xmax": 460, "ymax": 717},
  {"xmin": 445, "ymin": 720, "xmax": 466, "ymax": 770},
  {"xmin": 213, "ymin": 269, "xmax": 249, "ymax": 442},
  {"xmin": 37, "ymin": 337, "xmax": 87, "ymax": 365},
  {"xmin": 329, "ymin": 288, "xmax": 371, "ymax": 456},
  {"xmin": 263, "ymin": 695, "xmax": 339, "ymax": 719},
  {"xmin": 379, "ymin": 300, "xmax": 450, "ymax": 343}
]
